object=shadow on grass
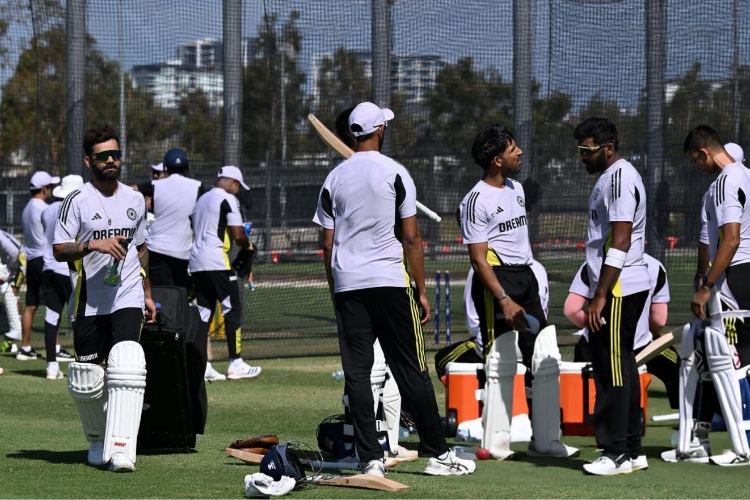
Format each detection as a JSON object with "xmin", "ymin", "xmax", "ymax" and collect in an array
[
  {"xmin": 516, "ymin": 452, "xmax": 584, "ymax": 471},
  {"xmin": 7, "ymin": 449, "xmax": 85, "ymax": 465},
  {"xmin": 13, "ymin": 369, "xmax": 48, "ymax": 378}
]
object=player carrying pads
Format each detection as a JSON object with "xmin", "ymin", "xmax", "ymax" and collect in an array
[
  {"xmin": 53, "ymin": 125, "xmax": 156, "ymax": 472},
  {"xmin": 573, "ymin": 117, "xmax": 650, "ymax": 475},
  {"xmin": 314, "ymin": 101, "xmax": 475, "ymax": 477}
]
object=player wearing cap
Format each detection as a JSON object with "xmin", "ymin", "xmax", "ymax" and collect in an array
[
  {"xmin": 54, "ymin": 125, "xmax": 155, "ymax": 472},
  {"xmin": 314, "ymin": 101, "xmax": 475, "ymax": 477},
  {"xmin": 573, "ymin": 117, "xmax": 650, "ymax": 475},
  {"xmin": 18, "ymin": 170, "xmax": 60, "ymax": 360},
  {"xmin": 0, "ymin": 229, "xmax": 23, "ymax": 343},
  {"xmin": 189, "ymin": 166, "xmax": 260, "ymax": 380},
  {"xmin": 40, "ymin": 175, "xmax": 85, "ymax": 380},
  {"xmin": 137, "ymin": 149, "xmax": 205, "ymax": 289}
]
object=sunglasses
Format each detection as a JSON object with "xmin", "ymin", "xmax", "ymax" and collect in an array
[
  {"xmin": 577, "ymin": 143, "xmax": 611, "ymax": 157},
  {"xmin": 90, "ymin": 150, "xmax": 123, "ymax": 162}
]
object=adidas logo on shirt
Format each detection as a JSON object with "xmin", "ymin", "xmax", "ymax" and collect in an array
[{"xmin": 92, "ymin": 213, "xmax": 102, "ymax": 221}]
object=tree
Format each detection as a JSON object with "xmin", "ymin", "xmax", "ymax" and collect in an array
[
  {"xmin": 177, "ymin": 89, "xmax": 222, "ymax": 162},
  {"xmin": 242, "ymin": 12, "xmax": 309, "ymax": 162}
]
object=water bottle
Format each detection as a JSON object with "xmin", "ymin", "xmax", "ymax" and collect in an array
[
  {"xmin": 103, "ymin": 238, "xmax": 131, "ymax": 286},
  {"xmin": 398, "ymin": 427, "xmax": 410, "ymax": 440},
  {"xmin": 332, "ymin": 369, "xmax": 345, "ymax": 380},
  {"xmin": 244, "ymin": 222, "xmax": 253, "ymax": 237}
]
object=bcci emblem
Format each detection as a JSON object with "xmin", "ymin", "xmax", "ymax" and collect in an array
[
  {"xmin": 593, "ymin": 188, "xmax": 601, "ymax": 201},
  {"xmin": 517, "ymin": 196, "xmax": 525, "ymax": 207},
  {"xmin": 127, "ymin": 208, "xmax": 137, "ymax": 221}
]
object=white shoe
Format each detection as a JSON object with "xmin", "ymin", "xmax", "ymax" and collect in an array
[
  {"xmin": 362, "ymin": 459, "xmax": 386, "ymax": 478},
  {"xmin": 424, "ymin": 450, "xmax": 476, "ymax": 476},
  {"xmin": 583, "ymin": 455, "xmax": 632, "ymax": 476},
  {"xmin": 88, "ymin": 441, "xmax": 106, "ymax": 466},
  {"xmin": 661, "ymin": 438, "xmax": 710, "ymax": 463},
  {"xmin": 227, "ymin": 361, "xmax": 261, "ymax": 380},
  {"xmin": 205, "ymin": 362, "xmax": 227, "ymax": 381},
  {"xmin": 46, "ymin": 365, "xmax": 64, "ymax": 380},
  {"xmin": 384, "ymin": 445, "xmax": 418, "ymax": 467},
  {"xmin": 0, "ymin": 367, "xmax": 4, "ymax": 375},
  {"xmin": 109, "ymin": 452, "xmax": 135, "ymax": 472},
  {"xmin": 710, "ymin": 450, "xmax": 750, "ymax": 467},
  {"xmin": 631, "ymin": 455, "xmax": 648, "ymax": 471},
  {"xmin": 3, "ymin": 329, "xmax": 21, "ymax": 341}
]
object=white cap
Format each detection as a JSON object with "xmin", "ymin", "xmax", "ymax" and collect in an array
[
  {"xmin": 218, "ymin": 165, "xmax": 249, "ymax": 190},
  {"xmin": 151, "ymin": 162, "xmax": 165, "ymax": 172},
  {"xmin": 348, "ymin": 102, "xmax": 394, "ymax": 137},
  {"xmin": 725, "ymin": 142, "xmax": 745, "ymax": 164},
  {"xmin": 30, "ymin": 171, "xmax": 60, "ymax": 190},
  {"xmin": 52, "ymin": 175, "xmax": 84, "ymax": 199}
]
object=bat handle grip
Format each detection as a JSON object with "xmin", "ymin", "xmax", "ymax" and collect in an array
[{"xmin": 416, "ymin": 201, "xmax": 441, "ymax": 223}]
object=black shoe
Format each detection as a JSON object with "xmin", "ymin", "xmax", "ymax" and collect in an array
[
  {"xmin": 16, "ymin": 347, "xmax": 38, "ymax": 361},
  {"xmin": 56, "ymin": 348, "xmax": 74, "ymax": 362}
]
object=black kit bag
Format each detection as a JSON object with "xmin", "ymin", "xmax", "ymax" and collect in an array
[{"xmin": 138, "ymin": 286, "xmax": 208, "ymax": 451}]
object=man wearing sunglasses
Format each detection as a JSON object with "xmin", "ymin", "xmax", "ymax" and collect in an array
[
  {"xmin": 53, "ymin": 125, "xmax": 156, "ymax": 472},
  {"xmin": 574, "ymin": 117, "xmax": 650, "ymax": 475}
]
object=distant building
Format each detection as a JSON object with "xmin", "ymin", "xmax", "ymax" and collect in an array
[
  {"xmin": 310, "ymin": 51, "xmax": 445, "ymax": 105},
  {"xmin": 131, "ymin": 38, "xmax": 256, "ymax": 110}
]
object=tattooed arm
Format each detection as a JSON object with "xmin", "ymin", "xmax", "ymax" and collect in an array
[{"xmin": 54, "ymin": 236, "xmax": 128, "ymax": 262}]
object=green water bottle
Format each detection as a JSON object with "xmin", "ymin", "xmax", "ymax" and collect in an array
[{"xmin": 103, "ymin": 238, "xmax": 131, "ymax": 286}]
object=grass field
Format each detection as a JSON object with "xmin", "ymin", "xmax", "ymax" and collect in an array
[{"xmin": 1, "ymin": 353, "xmax": 749, "ymax": 499}]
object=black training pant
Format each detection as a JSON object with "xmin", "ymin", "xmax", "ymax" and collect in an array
[
  {"xmin": 434, "ymin": 339, "xmax": 483, "ymax": 379},
  {"xmin": 335, "ymin": 286, "xmax": 448, "ymax": 462},
  {"xmin": 41, "ymin": 271, "xmax": 72, "ymax": 363},
  {"xmin": 471, "ymin": 265, "xmax": 546, "ymax": 363},
  {"xmin": 149, "ymin": 251, "xmax": 191, "ymax": 290},
  {"xmin": 589, "ymin": 288, "xmax": 649, "ymax": 459},
  {"xmin": 192, "ymin": 270, "xmax": 243, "ymax": 360}
]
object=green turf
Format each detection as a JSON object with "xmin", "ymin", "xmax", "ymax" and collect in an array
[{"xmin": 0, "ymin": 354, "xmax": 748, "ymax": 499}]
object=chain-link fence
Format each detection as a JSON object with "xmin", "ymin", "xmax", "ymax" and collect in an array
[{"xmin": 0, "ymin": 0, "xmax": 747, "ymax": 359}]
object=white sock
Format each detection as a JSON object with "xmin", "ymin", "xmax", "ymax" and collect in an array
[
  {"xmin": 48, "ymin": 361, "xmax": 59, "ymax": 370},
  {"xmin": 21, "ymin": 345, "xmax": 31, "ymax": 352},
  {"xmin": 230, "ymin": 358, "xmax": 244, "ymax": 368},
  {"xmin": 56, "ymin": 344, "xmax": 61, "ymax": 353},
  {"xmin": 438, "ymin": 451, "xmax": 450, "ymax": 460}
]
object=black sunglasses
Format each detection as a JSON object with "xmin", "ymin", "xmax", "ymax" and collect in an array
[
  {"xmin": 90, "ymin": 150, "xmax": 123, "ymax": 162},
  {"xmin": 577, "ymin": 143, "xmax": 611, "ymax": 157}
]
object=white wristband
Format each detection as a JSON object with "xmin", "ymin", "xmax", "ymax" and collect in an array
[{"xmin": 604, "ymin": 248, "xmax": 627, "ymax": 269}]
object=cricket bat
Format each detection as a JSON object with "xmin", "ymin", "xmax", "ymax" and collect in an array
[
  {"xmin": 635, "ymin": 331, "xmax": 676, "ymax": 366},
  {"xmin": 226, "ymin": 447, "xmax": 415, "ymax": 470},
  {"xmin": 311, "ymin": 474, "xmax": 408, "ymax": 492},
  {"xmin": 226, "ymin": 448, "xmax": 265, "ymax": 464},
  {"xmin": 308, "ymin": 113, "xmax": 442, "ymax": 223}
]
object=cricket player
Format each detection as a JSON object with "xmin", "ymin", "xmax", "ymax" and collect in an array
[
  {"xmin": 0, "ymin": 229, "xmax": 23, "ymax": 342},
  {"xmin": 574, "ymin": 117, "xmax": 650, "ymax": 475},
  {"xmin": 314, "ymin": 101, "xmax": 475, "ymax": 477},
  {"xmin": 54, "ymin": 125, "xmax": 156, "ymax": 472}
]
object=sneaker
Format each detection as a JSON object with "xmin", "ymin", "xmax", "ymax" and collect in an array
[
  {"xmin": 46, "ymin": 365, "xmax": 64, "ymax": 380},
  {"xmin": 661, "ymin": 438, "xmax": 710, "ymax": 463},
  {"xmin": 56, "ymin": 348, "xmax": 74, "ymax": 362},
  {"xmin": 109, "ymin": 452, "xmax": 135, "ymax": 472},
  {"xmin": 0, "ymin": 367, "xmax": 4, "ymax": 375},
  {"xmin": 88, "ymin": 441, "xmax": 106, "ymax": 466},
  {"xmin": 205, "ymin": 362, "xmax": 227, "ymax": 381},
  {"xmin": 583, "ymin": 455, "xmax": 632, "ymax": 476},
  {"xmin": 227, "ymin": 361, "xmax": 261, "ymax": 380},
  {"xmin": 248, "ymin": 282, "xmax": 255, "ymax": 291},
  {"xmin": 3, "ymin": 330, "xmax": 21, "ymax": 341},
  {"xmin": 631, "ymin": 455, "xmax": 648, "ymax": 471},
  {"xmin": 424, "ymin": 450, "xmax": 476, "ymax": 476},
  {"xmin": 16, "ymin": 347, "xmax": 38, "ymax": 361},
  {"xmin": 362, "ymin": 459, "xmax": 385, "ymax": 478}
]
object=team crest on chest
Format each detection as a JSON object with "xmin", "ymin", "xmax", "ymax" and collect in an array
[
  {"xmin": 517, "ymin": 196, "xmax": 524, "ymax": 207},
  {"xmin": 593, "ymin": 188, "xmax": 601, "ymax": 201},
  {"xmin": 127, "ymin": 208, "xmax": 137, "ymax": 221}
]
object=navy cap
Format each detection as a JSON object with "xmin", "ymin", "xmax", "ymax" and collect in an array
[{"xmin": 164, "ymin": 148, "xmax": 189, "ymax": 169}]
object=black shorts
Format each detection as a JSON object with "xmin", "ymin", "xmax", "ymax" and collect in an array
[
  {"xmin": 149, "ymin": 251, "xmax": 191, "ymax": 290},
  {"xmin": 73, "ymin": 308, "xmax": 143, "ymax": 364},
  {"xmin": 25, "ymin": 256, "xmax": 44, "ymax": 306},
  {"xmin": 41, "ymin": 270, "xmax": 72, "ymax": 317},
  {"xmin": 724, "ymin": 262, "xmax": 750, "ymax": 365}
]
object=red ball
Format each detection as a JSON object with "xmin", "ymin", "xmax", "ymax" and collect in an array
[{"xmin": 476, "ymin": 448, "xmax": 490, "ymax": 460}]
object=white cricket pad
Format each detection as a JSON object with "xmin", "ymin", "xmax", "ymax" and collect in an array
[
  {"xmin": 371, "ymin": 339, "xmax": 402, "ymax": 454},
  {"xmin": 677, "ymin": 352, "xmax": 699, "ymax": 456},
  {"xmin": 67, "ymin": 362, "xmax": 107, "ymax": 443},
  {"xmin": 103, "ymin": 341, "xmax": 147, "ymax": 464},
  {"xmin": 482, "ymin": 331, "xmax": 516, "ymax": 460},
  {"xmin": 1, "ymin": 282, "xmax": 22, "ymax": 336},
  {"xmin": 704, "ymin": 326, "xmax": 750, "ymax": 458}
]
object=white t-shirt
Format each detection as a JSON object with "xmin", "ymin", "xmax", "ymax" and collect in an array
[
  {"xmin": 41, "ymin": 201, "xmax": 70, "ymax": 276},
  {"xmin": 22, "ymin": 198, "xmax": 48, "ymax": 260},
  {"xmin": 313, "ymin": 151, "xmax": 418, "ymax": 293},
  {"xmin": 189, "ymin": 187, "xmax": 243, "ymax": 272},
  {"xmin": 469, "ymin": 259, "xmax": 548, "ymax": 355},
  {"xmin": 459, "ymin": 179, "xmax": 532, "ymax": 266},
  {"xmin": 0, "ymin": 230, "xmax": 22, "ymax": 272},
  {"xmin": 569, "ymin": 253, "xmax": 669, "ymax": 349},
  {"xmin": 145, "ymin": 174, "xmax": 203, "ymax": 260},
  {"xmin": 53, "ymin": 182, "xmax": 147, "ymax": 316},
  {"xmin": 703, "ymin": 162, "xmax": 750, "ymax": 266},
  {"xmin": 586, "ymin": 159, "xmax": 649, "ymax": 296}
]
